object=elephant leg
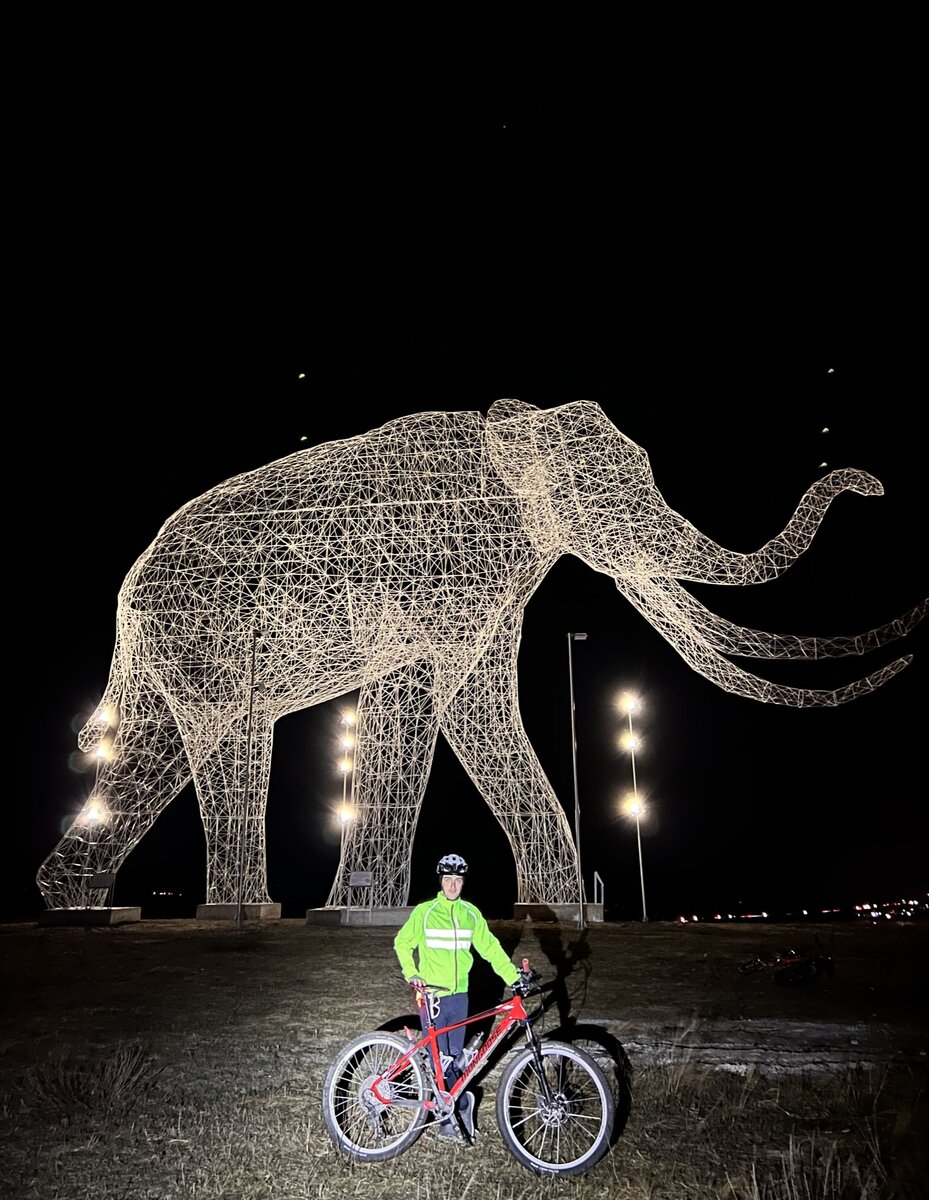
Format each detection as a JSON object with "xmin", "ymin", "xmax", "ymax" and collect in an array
[
  {"xmin": 36, "ymin": 686, "xmax": 192, "ymax": 909},
  {"xmin": 438, "ymin": 621, "xmax": 578, "ymax": 907},
  {"xmin": 189, "ymin": 710, "xmax": 274, "ymax": 906},
  {"xmin": 327, "ymin": 662, "xmax": 439, "ymax": 909}
]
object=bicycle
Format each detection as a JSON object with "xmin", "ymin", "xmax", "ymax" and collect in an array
[
  {"xmin": 737, "ymin": 935, "xmax": 833, "ymax": 985},
  {"xmin": 322, "ymin": 958, "xmax": 615, "ymax": 1177}
]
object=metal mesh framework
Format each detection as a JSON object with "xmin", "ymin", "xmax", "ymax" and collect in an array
[{"xmin": 37, "ymin": 400, "xmax": 926, "ymax": 911}]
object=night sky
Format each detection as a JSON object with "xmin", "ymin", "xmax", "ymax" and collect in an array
[{"xmin": 11, "ymin": 69, "xmax": 927, "ymax": 921}]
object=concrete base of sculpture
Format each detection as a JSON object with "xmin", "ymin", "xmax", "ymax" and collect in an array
[
  {"xmin": 304, "ymin": 907, "xmax": 344, "ymax": 926},
  {"xmin": 195, "ymin": 903, "xmax": 282, "ymax": 921},
  {"xmin": 305, "ymin": 904, "xmax": 604, "ymax": 927},
  {"xmin": 305, "ymin": 906, "xmax": 414, "ymax": 927},
  {"xmin": 38, "ymin": 907, "xmax": 142, "ymax": 927},
  {"xmin": 513, "ymin": 903, "xmax": 604, "ymax": 924}
]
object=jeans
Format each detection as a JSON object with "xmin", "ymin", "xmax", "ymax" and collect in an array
[{"xmin": 430, "ymin": 991, "xmax": 468, "ymax": 1086}]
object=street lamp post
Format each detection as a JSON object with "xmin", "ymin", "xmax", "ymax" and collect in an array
[
  {"xmin": 337, "ymin": 805, "xmax": 351, "ymax": 864},
  {"xmin": 325, "ymin": 710, "xmax": 356, "ymax": 910},
  {"xmin": 620, "ymin": 693, "xmax": 648, "ymax": 922},
  {"xmin": 80, "ymin": 742, "xmax": 109, "ymax": 907},
  {"xmin": 236, "ymin": 625, "xmax": 260, "ymax": 930},
  {"xmin": 79, "ymin": 791, "xmax": 108, "ymax": 909},
  {"xmin": 567, "ymin": 632, "xmax": 588, "ymax": 931}
]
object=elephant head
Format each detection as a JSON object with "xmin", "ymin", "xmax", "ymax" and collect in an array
[{"xmin": 485, "ymin": 397, "xmax": 926, "ymax": 706}]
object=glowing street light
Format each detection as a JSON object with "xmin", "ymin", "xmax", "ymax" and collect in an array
[
  {"xmin": 567, "ymin": 633, "xmax": 588, "ymax": 931},
  {"xmin": 82, "ymin": 796, "xmax": 110, "ymax": 826},
  {"xmin": 618, "ymin": 692, "xmax": 648, "ymax": 922},
  {"xmin": 338, "ymin": 711, "xmax": 355, "ymax": 808},
  {"xmin": 336, "ymin": 711, "xmax": 355, "ymax": 870}
]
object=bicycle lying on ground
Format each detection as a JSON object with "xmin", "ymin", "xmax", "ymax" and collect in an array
[
  {"xmin": 322, "ymin": 958, "xmax": 615, "ymax": 1176},
  {"xmin": 737, "ymin": 935, "xmax": 833, "ymax": 985}
]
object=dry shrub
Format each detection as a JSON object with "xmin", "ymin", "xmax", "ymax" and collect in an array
[{"xmin": 19, "ymin": 1041, "xmax": 161, "ymax": 1122}]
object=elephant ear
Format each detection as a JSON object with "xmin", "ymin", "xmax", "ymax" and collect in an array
[{"xmin": 485, "ymin": 399, "xmax": 549, "ymax": 497}]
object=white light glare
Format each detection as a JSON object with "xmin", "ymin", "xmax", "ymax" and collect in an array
[{"xmin": 79, "ymin": 797, "xmax": 109, "ymax": 825}]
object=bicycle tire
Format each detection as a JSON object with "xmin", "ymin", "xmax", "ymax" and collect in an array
[
  {"xmin": 495, "ymin": 1040, "xmax": 614, "ymax": 1176},
  {"xmin": 323, "ymin": 1031, "xmax": 429, "ymax": 1162}
]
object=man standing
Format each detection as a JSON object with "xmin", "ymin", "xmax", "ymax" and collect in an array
[{"xmin": 394, "ymin": 853, "xmax": 521, "ymax": 1141}]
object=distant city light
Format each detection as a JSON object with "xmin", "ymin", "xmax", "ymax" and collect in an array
[{"xmin": 674, "ymin": 894, "xmax": 926, "ymax": 924}]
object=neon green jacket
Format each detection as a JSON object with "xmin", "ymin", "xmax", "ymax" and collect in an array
[{"xmin": 394, "ymin": 892, "xmax": 519, "ymax": 996}]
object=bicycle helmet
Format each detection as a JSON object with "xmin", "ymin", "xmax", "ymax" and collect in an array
[{"xmin": 437, "ymin": 853, "xmax": 469, "ymax": 877}]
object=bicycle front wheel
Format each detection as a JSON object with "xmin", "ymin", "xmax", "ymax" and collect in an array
[
  {"xmin": 323, "ymin": 1031, "xmax": 429, "ymax": 1162},
  {"xmin": 495, "ymin": 1040, "xmax": 614, "ymax": 1176}
]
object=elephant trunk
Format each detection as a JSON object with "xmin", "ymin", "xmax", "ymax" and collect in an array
[{"xmin": 651, "ymin": 469, "xmax": 883, "ymax": 587}]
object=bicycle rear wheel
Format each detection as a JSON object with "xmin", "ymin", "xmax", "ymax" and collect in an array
[
  {"xmin": 495, "ymin": 1040, "xmax": 614, "ymax": 1176},
  {"xmin": 323, "ymin": 1032, "xmax": 429, "ymax": 1162}
]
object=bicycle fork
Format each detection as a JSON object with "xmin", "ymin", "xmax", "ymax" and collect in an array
[{"xmin": 521, "ymin": 1022, "xmax": 558, "ymax": 1106}]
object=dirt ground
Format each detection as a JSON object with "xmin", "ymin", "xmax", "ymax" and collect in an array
[
  {"xmin": 2, "ymin": 916, "xmax": 926, "ymax": 1081},
  {"xmin": 1, "ymin": 916, "xmax": 927, "ymax": 1199}
]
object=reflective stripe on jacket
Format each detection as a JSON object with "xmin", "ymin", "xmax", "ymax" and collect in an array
[{"xmin": 394, "ymin": 892, "xmax": 519, "ymax": 995}]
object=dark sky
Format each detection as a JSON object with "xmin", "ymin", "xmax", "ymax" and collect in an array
[{"xmin": 11, "ymin": 62, "xmax": 927, "ymax": 920}]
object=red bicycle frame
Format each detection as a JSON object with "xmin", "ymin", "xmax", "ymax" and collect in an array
[{"xmin": 371, "ymin": 986, "xmax": 533, "ymax": 1120}]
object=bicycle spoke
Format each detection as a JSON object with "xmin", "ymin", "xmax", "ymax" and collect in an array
[
  {"xmin": 323, "ymin": 1033, "xmax": 428, "ymax": 1162},
  {"xmin": 497, "ymin": 1042, "xmax": 614, "ymax": 1175}
]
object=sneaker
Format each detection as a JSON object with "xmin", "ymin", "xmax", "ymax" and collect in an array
[
  {"xmin": 458, "ymin": 1090, "xmax": 475, "ymax": 1141},
  {"xmin": 437, "ymin": 1119, "xmax": 463, "ymax": 1141}
]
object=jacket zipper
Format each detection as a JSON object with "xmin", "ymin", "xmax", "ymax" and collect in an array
[{"xmin": 452, "ymin": 904, "xmax": 460, "ymax": 992}]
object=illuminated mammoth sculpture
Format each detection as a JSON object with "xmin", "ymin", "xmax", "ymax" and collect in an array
[{"xmin": 37, "ymin": 399, "xmax": 926, "ymax": 911}]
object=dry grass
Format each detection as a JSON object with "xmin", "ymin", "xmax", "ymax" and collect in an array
[
  {"xmin": 3, "ymin": 1058, "xmax": 923, "ymax": 1199},
  {"xmin": 0, "ymin": 918, "xmax": 926, "ymax": 1199}
]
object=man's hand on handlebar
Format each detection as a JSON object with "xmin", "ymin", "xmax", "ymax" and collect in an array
[
  {"xmin": 408, "ymin": 976, "xmax": 427, "ymax": 990},
  {"xmin": 509, "ymin": 963, "xmax": 539, "ymax": 996}
]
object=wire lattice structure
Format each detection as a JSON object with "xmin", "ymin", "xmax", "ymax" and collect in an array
[{"xmin": 37, "ymin": 400, "xmax": 926, "ymax": 912}]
